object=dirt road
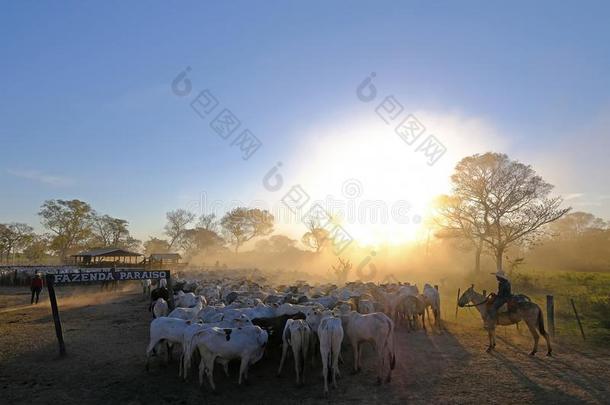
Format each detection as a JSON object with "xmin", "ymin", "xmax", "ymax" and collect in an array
[{"xmin": 1, "ymin": 286, "xmax": 608, "ymax": 404}]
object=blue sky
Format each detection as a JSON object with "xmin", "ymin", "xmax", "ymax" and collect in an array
[{"xmin": 1, "ymin": 1, "xmax": 609, "ymax": 241}]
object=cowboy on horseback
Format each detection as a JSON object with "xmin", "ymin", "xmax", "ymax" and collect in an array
[{"xmin": 487, "ymin": 270, "xmax": 512, "ymax": 325}]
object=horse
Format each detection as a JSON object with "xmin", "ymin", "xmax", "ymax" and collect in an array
[{"xmin": 458, "ymin": 285, "xmax": 552, "ymax": 356}]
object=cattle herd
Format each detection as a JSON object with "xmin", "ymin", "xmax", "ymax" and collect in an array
[{"xmin": 143, "ymin": 276, "xmax": 441, "ymax": 396}]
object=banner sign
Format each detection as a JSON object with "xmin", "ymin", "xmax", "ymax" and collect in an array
[{"xmin": 51, "ymin": 269, "xmax": 169, "ymax": 284}]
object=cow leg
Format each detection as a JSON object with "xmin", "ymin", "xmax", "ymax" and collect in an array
[
  {"xmin": 374, "ymin": 341, "xmax": 384, "ymax": 384},
  {"xmin": 205, "ymin": 355, "xmax": 217, "ymax": 391},
  {"xmin": 165, "ymin": 342, "xmax": 172, "ymax": 364},
  {"xmin": 278, "ymin": 341, "xmax": 289, "ymax": 376},
  {"xmin": 179, "ymin": 352, "xmax": 184, "ymax": 379},
  {"xmin": 292, "ymin": 344, "xmax": 301, "ymax": 385},
  {"xmin": 198, "ymin": 356, "xmax": 206, "ymax": 387},
  {"xmin": 358, "ymin": 343, "xmax": 365, "ymax": 371},
  {"xmin": 351, "ymin": 339, "xmax": 359, "ymax": 372},
  {"xmin": 238, "ymin": 355, "xmax": 250, "ymax": 385},
  {"xmin": 331, "ymin": 346, "xmax": 340, "ymax": 389},
  {"xmin": 321, "ymin": 350, "xmax": 329, "ymax": 395},
  {"xmin": 310, "ymin": 334, "xmax": 318, "ymax": 367},
  {"xmin": 422, "ymin": 310, "xmax": 426, "ymax": 331},
  {"xmin": 145, "ymin": 340, "xmax": 159, "ymax": 371},
  {"xmin": 301, "ymin": 346, "xmax": 308, "ymax": 385}
]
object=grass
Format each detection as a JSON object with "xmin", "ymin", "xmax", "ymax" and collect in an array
[{"xmin": 510, "ymin": 269, "xmax": 610, "ymax": 346}]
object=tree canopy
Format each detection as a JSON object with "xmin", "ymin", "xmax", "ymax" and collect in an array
[
  {"xmin": 220, "ymin": 207, "xmax": 274, "ymax": 253},
  {"xmin": 436, "ymin": 152, "xmax": 570, "ymax": 271}
]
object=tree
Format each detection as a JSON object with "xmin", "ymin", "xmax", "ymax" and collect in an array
[
  {"xmin": 197, "ymin": 213, "xmax": 219, "ymax": 233},
  {"xmin": 434, "ymin": 195, "xmax": 486, "ymax": 272},
  {"xmin": 438, "ymin": 153, "xmax": 570, "ymax": 271},
  {"xmin": 220, "ymin": 208, "xmax": 274, "ymax": 253},
  {"xmin": 331, "ymin": 257, "xmax": 352, "ymax": 285},
  {"xmin": 90, "ymin": 214, "xmax": 140, "ymax": 250},
  {"xmin": 143, "ymin": 237, "xmax": 171, "ymax": 256},
  {"xmin": 39, "ymin": 199, "xmax": 95, "ymax": 262},
  {"xmin": 268, "ymin": 235, "xmax": 296, "ymax": 253},
  {"xmin": 181, "ymin": 227, "xmax": 225, "ymax": 257},
  {"xmin": 0, "ymin": 223, "xmax": 34, "ymax": 263},
  {"xmin": 548, "ymin": 211, "xmax": 607, "ymax": 239},
  {"xmin": 22, "ymin": 234, "xmax": 50, "ymax": 263},
  {"xmin": 301, "ymin": 218, "xmax": 330, "ymax": 253},
  {"xmin": 164, "ymin": 209, "xmax": 196, "ymax": 249},
  {"xmin": 256, "ymin": 234, "xmax": 296, "ymax": 254}
]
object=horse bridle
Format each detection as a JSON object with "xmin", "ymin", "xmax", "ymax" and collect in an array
[
  {"xmin": 461, "ymin": 292, "xmax": 491, "ymax": 307},
  {"xmin": 461, "ymin": 299, "xmax": 488, "ymax": 307}
]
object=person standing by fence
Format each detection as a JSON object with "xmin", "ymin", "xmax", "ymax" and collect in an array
[{"xmin": 30, "ymin": 273, "xmax": 43, "ymax": 304}]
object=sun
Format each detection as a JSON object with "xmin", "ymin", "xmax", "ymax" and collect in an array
[{"xmin": 284, "ymin": 118, "xmax": 451, "ymax": 245}]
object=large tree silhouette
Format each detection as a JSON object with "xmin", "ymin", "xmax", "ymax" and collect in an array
[
  {"xmin": 437, "ymin": 152, "xmax": 570, "ymax": 271},
  {"xmin": 220, "ymin": 208, "xmax": 274, "ymax": 253}
]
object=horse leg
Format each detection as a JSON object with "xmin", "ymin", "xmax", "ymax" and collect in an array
[
  {"xmin": 486, "ymin": 329, "xmax": 494, "ymax": 352},
  {"xmin": 542, "ymin": 330, "xmax": 552, "ymax": 356},
  {"xmin": 537, "ymin": 309, "xmax": 553, "ymax": 356},
  {"xmin": 526, "ymin": 321, "xmax": 540, "ymax": 356}
]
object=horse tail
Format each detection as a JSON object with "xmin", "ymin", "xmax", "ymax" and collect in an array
[{"xmin": 538, "ymin": 308, "xmax": 547, "ymax": 336}]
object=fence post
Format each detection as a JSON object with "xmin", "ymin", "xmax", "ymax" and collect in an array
[
  {"xmin": 570, "ymin": 298, "xmax": 586, "ymax": 341},
  {"xmin": 455, "ymin": 288, "xmax": 461, "ymax": 319},
  {"xmin": 46, "ymin": 274, "xmax": 66, "ymax": 357},
  {"xmin": 546, "ymin": 295, "xmax": 555, "ymax": 337},
  {"xmin": 167, "ymin": 271, "xmax": 175, "ymax": 310}
]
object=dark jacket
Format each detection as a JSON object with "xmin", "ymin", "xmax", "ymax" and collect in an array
[
  {"xmin": 150, "ymin": 287, "xmax": 169, "ymax": 302},
  {"xmin": 31, "ymin": 277, "xmax": 43, "ymax": 289},
  {"xmin": 497, "ymin": 278, "xmax": 512, "ymax": 298}
]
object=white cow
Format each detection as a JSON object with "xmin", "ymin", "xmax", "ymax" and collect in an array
[
  {"xmin": 423, "ymin": 283, "xmax": 441, "ymax": 327},
  {"xmin": 358, "ymin": 299, "xmax": 375, "ymax": 314},
  {"xmin": 335, "ymin": 310, "xmax": 396, "ymax": 383},
  {"xmin": 152, "ymin": 298, "xmax": 169, "ymax": 318},
  {"xmin": 145, "ymin": 317, "xmax": 191, "ymax": 370},
  {"xmin": 277, "ymin": 319, "xmax": 311, "ymax": 385},
  {"xmin": 177, "ymin": 292, "xmax": 205, "ymax": 308},
  {"xmin": 141, "ymin": 279, "xmax": 152, "ymax": 297},
  {"xmin": 193, "ymin": 325, "xmax": 268, "ymax": 391},
  {"xmin": 318, "ymin": 315, "xmax": 343, "ymax": 395},
  {"xmin": 180, "ymin": 314, "xmax": 252, "ymax": 380},
  {"xmin": 168, "ymin": 296, "xmax": 205, "ymax": 320}
]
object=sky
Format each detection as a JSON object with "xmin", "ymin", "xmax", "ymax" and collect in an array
[{"xmin": 1, "ymin": 1, "xmax": 609, "ymax": 244}]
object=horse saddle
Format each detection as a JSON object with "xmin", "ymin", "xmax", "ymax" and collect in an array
[{"xmin": 486, "ymin": 294, "xmax": 531, "ymax": 313}]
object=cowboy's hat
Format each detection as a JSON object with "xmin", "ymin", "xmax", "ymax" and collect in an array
[{"xmin": 490, "ymin": 270, "xmax": 509, "ymax": 280}]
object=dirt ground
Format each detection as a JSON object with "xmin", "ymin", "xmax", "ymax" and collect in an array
[{"xmin": 1, "ymin": 286, "xmax": 609, "ymax": 405}]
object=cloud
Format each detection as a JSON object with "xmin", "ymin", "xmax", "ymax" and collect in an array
[
  {"xmin": 7, "ymin": 169, "xmax": 73, "ymax": 187},
  {"xmin": 563, "ymin": 193, "xmax": 585, "ymax": 201}
]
